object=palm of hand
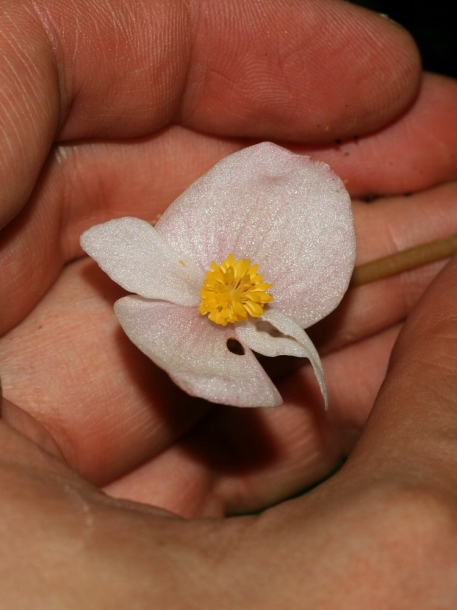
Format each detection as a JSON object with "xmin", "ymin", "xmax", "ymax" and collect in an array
[
  {"xmin": 1, "ymin": 0, "xmax": 457, "ymax": 521},
  {"xmin": 2, "ymin": 72, "xmax": 457, "ymax": 519}
]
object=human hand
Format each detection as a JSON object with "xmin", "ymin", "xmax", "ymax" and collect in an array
[
  {"xmin": 1, "ymin": 0, "xmax": 457, "ymax": 521},
  {"xmin": 3, "ymin": 245, "xmax": 457, "ymax": 608}
]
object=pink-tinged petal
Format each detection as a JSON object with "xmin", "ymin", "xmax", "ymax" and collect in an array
[
  {"xmin": 236, "ymin": 308, "xmax": 328, "ymax": 408},
  {"xmin": 156, "ymin": 142, "xmax": 356, "ymax": 328},
  {"xmin": 114, "ymin": 296, "xmax": 282, "ymax": 408},
  {"xmin": 81, "ymin": 218, "xmax": 203, "ymax": 305}
]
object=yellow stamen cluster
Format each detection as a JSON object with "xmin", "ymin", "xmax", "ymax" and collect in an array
[{"xmin": 199, "ymin": 253, "xmax": 273, "ymax": 326}]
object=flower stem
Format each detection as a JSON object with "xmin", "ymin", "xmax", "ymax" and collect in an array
[{"xmin": 350, "ymin": 234, "xmax": 457, "ymax": 287}]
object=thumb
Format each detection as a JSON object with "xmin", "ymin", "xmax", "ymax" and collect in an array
[{"xmin": 348, "ymin": 253, "xmax": 457, "ymax": 488}]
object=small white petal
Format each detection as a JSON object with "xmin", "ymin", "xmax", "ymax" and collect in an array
[
  {"xmin": 156, "ymin": 142, "xmax": 356, "ymax": 328},
  {"xmin": 80, "ymin": 217, "xmax": 203, "ymax": 305},
  {"xmin": 114, "ymin": 296, "xmax": 283, "ymax": 408},
  {"xmin": 236, "ymin": 308, "xmax": 328, "ymax": 408}
]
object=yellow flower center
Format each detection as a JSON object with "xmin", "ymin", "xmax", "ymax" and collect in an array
[{"xmin": 198, "ymin": 253, "xmax": 273, "ymax": 326}]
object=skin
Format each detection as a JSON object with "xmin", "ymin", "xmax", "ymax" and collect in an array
[{"xmin": 1, "ymin": 0, "xmax": 457, "ymax": 606}]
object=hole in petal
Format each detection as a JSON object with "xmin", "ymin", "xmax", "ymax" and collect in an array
[{"xmin": 226, "ymin": 338, "xmax": 245, "ymax": 355}]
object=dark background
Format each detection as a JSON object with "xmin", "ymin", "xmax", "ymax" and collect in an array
[{"xmin": 350, "ymin": 0, "xmax": 457, "ymax": 79}]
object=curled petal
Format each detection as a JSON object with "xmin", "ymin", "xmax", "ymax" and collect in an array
[
  {"xmin": 81, "ymin": 217, "xmax": 203, "ymax": 305},
  {"xmin": 114, "ymin": 296, "xmax": 283, "ymax": 408},
  {"xmin": 236, "ymin": 308, "xmax": 328, "ymax": 408},
  {"xmin": 156, "ymin": 142, "xmax": 356, "ymax": 328}
]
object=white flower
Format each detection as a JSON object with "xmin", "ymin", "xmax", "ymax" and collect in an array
[{"xmin": 80, "ymin": 143, "xmax": 356, "ymax": 408}]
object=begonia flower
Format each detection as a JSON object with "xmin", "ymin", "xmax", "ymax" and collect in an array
[{"xmin": 80, "ymin": 143, "xmax": 356, "ymax": 408}]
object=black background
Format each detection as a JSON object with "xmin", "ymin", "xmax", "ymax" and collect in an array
[{"xmin": 350, "ymin": 0, "xmax": 457, "ymax": 78}]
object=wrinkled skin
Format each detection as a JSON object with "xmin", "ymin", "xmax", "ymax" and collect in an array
[{"xmin": 2, "ymin": 0, "xmax": 457, "ymax": 607}]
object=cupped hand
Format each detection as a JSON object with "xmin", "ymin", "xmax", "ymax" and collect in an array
[
  {"xmin": 1, "ymin": 0, "xmax": 457, "ymax": 520},
  {"xmin": 3, "ymin": 222, "xmax": 457, "ymax": 608}
]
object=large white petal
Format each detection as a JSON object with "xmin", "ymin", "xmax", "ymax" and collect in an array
[
  {"xmin": 156, "ymin": 142, "xmax": 356, "ymax": 328},
  {"xmin": 236, "ymin": 308, "xmax": 328, "ymax": 408},
  {"xmin": 81, "ymin": 217, "xmax": 203, "ymax": 305},
  {"xmin": 114, "ymin": 296, "xmax": 282, "ymax": 408}
]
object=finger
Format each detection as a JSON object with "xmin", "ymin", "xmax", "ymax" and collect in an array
[
  {"xmin": 0, "ymin": 127, "xmax": 237, "ymax": 334},
  {"xmin": 4, "ymin": 113, "xmax": 457, "ymax": 338},
  {"xmin": 0, "ymin": 0, "xmax": 420, "ymax": 227},
  {"xmin": 3, "ymin": 123, "xmax": 456, "ymax": 348},
  {"xmin": 311, "ymin": 180, "xmax": 457, "ymax": 355},
  {"xmin": 13, "ymin": 0, "xmax": 421, "ymax": 141},
  {"xmin": 301, "ymin": 73, "xmax": 457, "ymax": 198},
  {"xmin": 0, "ymin": 257, "xmax": 212, "ymax": 485},
  {"xmin": 348, "ymin": 253, "xmax": 457, "ymax": 488}
]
